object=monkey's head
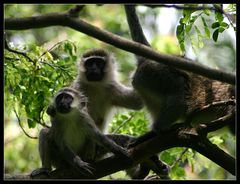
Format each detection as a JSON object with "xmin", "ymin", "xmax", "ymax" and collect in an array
[
  {"xmin": 47, "ymin": 87, "xmax": 87, "ymax": 116},
  {"xmin": 78, "ymin": 49, "xmax": 117, "ymax": 83}
]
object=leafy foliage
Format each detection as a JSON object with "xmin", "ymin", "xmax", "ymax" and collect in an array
[
  {"xmin": 4, "ymin": 40, "xmax": 78, "ymax": 128},
  {"xmin": 176, "ymin": 4, "xmax": 236, "ymax": 54},
  {"xmin": 110, "ymin": 110, "xmax": 149, "ymax": 136}
]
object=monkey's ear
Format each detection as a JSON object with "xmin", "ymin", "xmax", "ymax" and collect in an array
[
  {"xmin": 47, "ymin": 105, "xmax": 56, "ymax": 117},
  {"xmin": 79, "ymin": 95, "xmax": 88, "ymax": 108},
  {"xmin": 80, "ymin": 101, "xmax": 87, "ymax": 107}
]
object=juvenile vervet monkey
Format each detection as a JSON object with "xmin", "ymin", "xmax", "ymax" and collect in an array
[
  {"xmin": 31, "ymin": 87, "xmax": 130, "ymax": 177},
  {"xmin": 70, "ymin": 49, "xmax": 169, "ymax": 178},
  {"xmin": 71, "ymin": 48, "xmax": 143, "ymax": 132},
  {"xmin": 124, "ymin": 5, "xmax": 235, "ymax": 146}
]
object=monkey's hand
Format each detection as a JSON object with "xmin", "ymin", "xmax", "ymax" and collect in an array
[
  {"xmin": 46, "ymin": 104, "xmax": 56, "ymax": 117},
  {"xmin": 111, "ymin": 145, "xmax": 133, "ymax": 164},
  {"xmin": 73, "ymin": 156, "xmax": 95, "ymax": 176}
]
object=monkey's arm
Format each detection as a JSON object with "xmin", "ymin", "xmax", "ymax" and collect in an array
[
  {"xmin": 109, "ymin": 82, "xmax": 144, "ymax": 110},
  {"xmin": 82, "ymin": 114, "xmax": 130, "ymax": 159},
  {"xmin": 60, "ymin": 142, "xmax": 94, "ymax": 175}
]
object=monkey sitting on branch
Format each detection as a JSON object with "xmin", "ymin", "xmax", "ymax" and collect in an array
[
  {"xmin": 71, "ymin": 48, "xmax": 144, "ymax": 132},
  {"xmin": 124, "ymin": 5, "xmax": 236, "ymax": 147},
  {"xmin": 31, "ymin": 87, "xmax": 131, "ymax": 178},
  {"xmin": 70, "ymin": 48, "xmax": 170, "ymax": 179}
]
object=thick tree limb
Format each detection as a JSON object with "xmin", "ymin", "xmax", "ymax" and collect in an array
[
  {"xmin": 5, "ymin": 123, "xmax": 235, "ymax": 180},
  {"xmin": 4, "ymin": 10, "xmax": 235, "ymax": 84}
]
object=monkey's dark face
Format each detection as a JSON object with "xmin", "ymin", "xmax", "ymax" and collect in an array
[
  {"xmin": 84, "ymin": 57, "xmax": 106, "ymax": 81},
  {"xmin": 55, "ymin": 93, "xmax": 74, "ymax": 114}
]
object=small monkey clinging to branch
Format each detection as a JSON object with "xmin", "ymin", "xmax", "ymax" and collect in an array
[{"xmin": 31, "ymin": 87, "xmax": 130, "ymax": 177}]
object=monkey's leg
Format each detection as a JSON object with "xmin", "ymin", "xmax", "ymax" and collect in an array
[
  {"xmin": 60, "ymin": 143, "xmax": 95, "ymax": 176},
  {"xmin": 31, "ymin": 128, "xmax": 52, "ymax": 178},
  {"xmin": 105, "ymin": 134, "xmax": 170, "ymax": 179}
]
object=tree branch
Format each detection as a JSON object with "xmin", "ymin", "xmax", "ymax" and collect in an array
[
  {"xmin": 4, "ymin": 38, "xmax": 35, "ymax": 65},
  {"xmin": 145, "ymin": 4, "xmax": 218, "ymax": 11},
  {"xmin": 13, "ymin": 108, "xmax": 38, "ymax": 139},
  {"xmin": 4, "ymin": 10, "xmax": 235, "ymax": 85},
  {"xmin": 5, "ymin": 122, "xmax": 235, "ymax": 179}
]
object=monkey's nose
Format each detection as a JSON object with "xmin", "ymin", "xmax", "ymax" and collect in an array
[{"xmin": 56, "ymin": 103, "xmax": 72, "ymax": 114}]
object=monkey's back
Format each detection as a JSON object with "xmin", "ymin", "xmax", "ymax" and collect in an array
[
  {"xmin": 185, "ymin": 73, "xmax": 235, "ymax": 125},
  {"xmin": 132, "ymin": 61, "xmax": 188, "ymax": 130},
  {"xmin": 132, "ymin": 60, "xmax": 235, "ymax": 129}
]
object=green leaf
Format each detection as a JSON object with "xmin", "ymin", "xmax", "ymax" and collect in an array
[
  {"xmin": 203, "ymin": 9, "xmax": 211, "ymax": 16},
  {"xmin": 45, "ymin": 52, "xmax": 53, "ymax": 60},
  {"xmin": 219, "ymin": 27, "xmax": 225, "ymax": 33},
  {"xmin": 180, "ymin": 42, "xmax": 185, "ymax": 53},
  {"xmin": 176, "ymin": 24, "xmax": 184, "ymax": 36},
  {"xmin": 176, "ymin": 24, "xmax": 185, "ymax": 53},
  {"xmin": 201, "ymin": 16, "xmax": 210, "ymax": 38},
  {"xmin": 64, "ymin": 42, "xmax": 75, "ymax": 56},
  {"xmin": 185, "ymin": 25, "xmax": 191, "ymax": 33},
  {"xmin": 215, "ymin": 11, "xmax": 224, "ymax": 23},
  {"xmin": 182, "ymin": 9, "xmax": 193, "ymax": 23},
  {"xmin": 212, "ymin": 29, "xmax": 219, "ymax": 42},
  {"xmin": 37, "ymin": 75, "xmax": 51, "ymax": 83},
  {"xmin": 179, "ymin": 17, "xmax": 184, "ymax": 24},
  {"xmin": 220, "ymin": 22, "xmax": 229, "ymax": 28},
  {"xmin": 211, "ymin": 22, "xmax": 220, "ymax": 29},
  {"xmin": 209, "ymin": 136, "xmax": 224, "ymax": 145},
  {"xmin": 27, "ymin": 118, "xmax": 36, "ymax": 128},
  {"xmin": 189, "ymin": 15, "xmax": 198, "ymax": 24},
  {"xmin": 18, "ymin": 85, "xmax": 26, "ymax": 90}
]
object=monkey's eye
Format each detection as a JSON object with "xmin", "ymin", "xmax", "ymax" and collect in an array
[{"xmin": 85, "ymin": 58, "xmax": 106, "ymax": 69}]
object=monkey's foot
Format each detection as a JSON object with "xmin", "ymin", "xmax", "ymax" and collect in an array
[
  {"xmin": 156, "ymin": 162, "xmax": 170, "ymax": 179},
  {"xmin": 30, "ymin": 168, "xmax": 50, "ymax": 178}
]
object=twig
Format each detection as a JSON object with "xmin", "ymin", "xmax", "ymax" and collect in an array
[
  {"xmin": 170, "ymin": 148, "xmax": 189, "ymax": 168},
  {"xmin": 68, "ymin": 5, "xmax": 85, "ymax": 17},
  {"xmin": 113, "ymin": 115, "xmax": 133, "ymax": 133},
  {"xmin": 37, "ymin": 39, "xmax": 69, "ymax": 59},
  {"xmin": 145, "ymin": 4, "xmax": 218, "ymax": 11},
  {"xmin": 33, "ymin": 117, "xmax": 50, "ymax": 129},
  {"xmin": 13, "ymin": 108, "xmax": 38, "ymax": 139},
  {"xmin": 4, "ymin": 39, "xmax": 35, "ymax": 65}
]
